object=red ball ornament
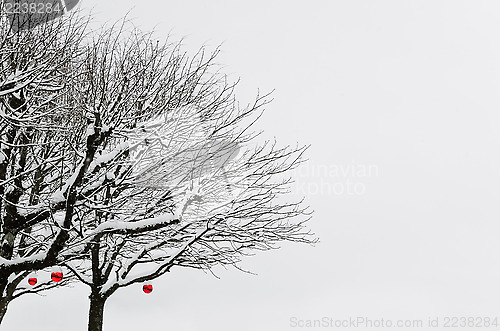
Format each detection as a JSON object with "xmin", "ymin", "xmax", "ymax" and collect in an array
[
  {"xmin": 143, "ymin": 285, "xmax": 153, "ymax": 294},
  {"xmin": 51, "ymin": 272, "xmax": 63, "ymax": 282},
  {"xmin": 28, "ymin": 278, "xmax": 37, "ymax": 286}
]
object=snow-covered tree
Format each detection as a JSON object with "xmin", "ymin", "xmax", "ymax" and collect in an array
[
  {"xmin": 0, "ymin": 10, "xmax": 91, "ymax": 322},
  {"xmin": 53, "ymin": 21, "xmax": 317, "ymax": 331},
  {"xmin": 0, "ymin": 10, "xmax": 316, "ymax": 330}
]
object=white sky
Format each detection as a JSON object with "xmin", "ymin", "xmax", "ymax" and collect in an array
[{"xmin": 3, "ymin": 1, "xmax": 500, "ymax": 330}]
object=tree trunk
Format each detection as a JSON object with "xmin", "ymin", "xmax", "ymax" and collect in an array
[
  {"xmin": 88, "ymin": 290, "xmax": 106, "ymax": 331},
  {"xmin": 0, "ymin": 298, "xmax": 9, "ymax": 325}
]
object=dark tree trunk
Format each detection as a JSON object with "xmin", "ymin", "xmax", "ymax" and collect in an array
[
  {"xmin": 0, "ymin": 298, "xmax": 9, "ymax": 325},
  {"xmin": 0, "ymin": 271, "xmax": 25, "ymax": 326},
  {"xmin": 88, "ymin": 290, "xmax": 106, "ymax": 331}
]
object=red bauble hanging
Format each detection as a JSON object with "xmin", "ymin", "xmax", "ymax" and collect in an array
[
  {"xmin": 143, "ymin": 285, "xmax": 153, "ymax": 294},
  {"xmin": 28, "ymin": 278, "xmax": 37, "ymax": 286},
  {"xmin": 51, "ymin": 272, "xmax": 63, "ymax": 282}
]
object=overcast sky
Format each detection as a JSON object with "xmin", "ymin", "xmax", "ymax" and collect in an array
[{"xmin": 3, "ymin": 1, "xmax": 500, "ymax": 330}]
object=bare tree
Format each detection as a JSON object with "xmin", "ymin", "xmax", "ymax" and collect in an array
[
  {"xmin": 0, "ymin": 10, "xmax": 316, "ymax": 330},
  {"xmin": 0, "ymin": 9, "xmax": 95, "ymax": 322},
  {"xmin": 47, "ymin": 21, "xmax": 316, "ymax": 331}
]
